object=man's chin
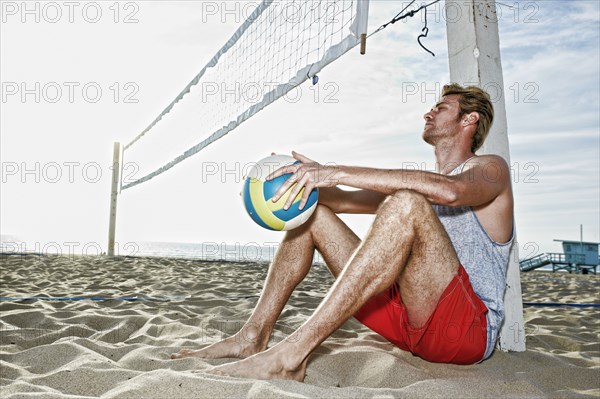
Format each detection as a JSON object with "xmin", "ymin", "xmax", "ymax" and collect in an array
[{"xmin": 422, "ymin": 132, "xmax": 434, "ymax": 145}]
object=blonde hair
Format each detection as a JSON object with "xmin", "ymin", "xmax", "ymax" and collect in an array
[{"xmin": 441, "ymin": 83, "xmax": 494, "ymax": 153}]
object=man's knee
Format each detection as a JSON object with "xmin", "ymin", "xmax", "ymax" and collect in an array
[
  {"xmin": 314, "ymin": 203, "xmax": 335, "ymax": 218},
  {"xmin": 381, "ymin": 190, "xmax": 430, "ymax": 215},
  {"xmin": 306, "ymin": 204, "xmax": 335, "ymax": 229},
  {"xmin": 286, "ymin": 204, "xmax": 335, "ymax": 240}
]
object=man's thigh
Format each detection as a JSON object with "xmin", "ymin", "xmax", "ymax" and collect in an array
[
  {"xmin": 397, "ymin": 197, "xmax": 461, "ymax": 328},
  {"xmin": 313, "ymin": 195, "xmax": 460, "ymax": 329}
]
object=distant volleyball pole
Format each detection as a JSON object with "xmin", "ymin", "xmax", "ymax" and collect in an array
[{"xmin": 107, "ymin": 142, "xmax": 121, "ymax": 257}]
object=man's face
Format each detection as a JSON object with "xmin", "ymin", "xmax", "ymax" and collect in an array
[{"xmin": 422, "ymin": 94, "xmax": 462, "ymax": 145}]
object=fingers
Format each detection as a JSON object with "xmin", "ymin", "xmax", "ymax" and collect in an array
[
  {"xmin": 266, "ymin": 151, "xmax": 313, "ymax": 181},
  {"xmin": 272, "ymin": 175, "xmax": 297, "ymax": 204},
  {"xmin": 271, "ymin": 165, "xmax": 306, "ymax": 208},
  {"xmin": 265, "ymin": 151, "xmax": 318, "ymax": 208},
  {"xmin": 292, "ymin": 150, "xmax": 313, "ymax": 163},
  {"xmin": 298, "ymin": 182, "xmax": 315, "ymax": 210},
  {"xmin": 266, "ymin": 163, "xmax": 298, "ymax": 181},
  {"xmin": 283, "ymin": 173, "xmax": 308, "ymax": 210},
  {"xmin": 280, "ymin": 176, "xmax": 315, "ymax": 211}
]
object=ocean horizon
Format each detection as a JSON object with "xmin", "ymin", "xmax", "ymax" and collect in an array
[
  {"xmin": 0, "ymin": 236, "xmax": 566, "ymax": 271},
  {"xmin": 0, "ymin": 237, "xmax": 329, "ymax": 265}
]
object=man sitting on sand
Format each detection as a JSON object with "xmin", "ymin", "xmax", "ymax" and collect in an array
[{"xmin": 172, "ymin": 83, "xmax": 514, "ymax": 381}]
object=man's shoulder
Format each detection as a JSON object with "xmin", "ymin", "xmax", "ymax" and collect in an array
[
  {"xmin": 466, "ymin": 154, "xmax": 508, "ymax": 167},
  {"xmin": 464, "ymin": 154, "xmax": 511, "ymax": 181}
]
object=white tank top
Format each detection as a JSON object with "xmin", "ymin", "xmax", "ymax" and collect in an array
[{"xmin": 433, "ymin": 158, "xmax": 514, "ymax": 360}]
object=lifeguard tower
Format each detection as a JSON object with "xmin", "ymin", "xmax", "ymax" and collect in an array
[{"xmin": 520, "ymin": 239, "xmax": 599, "ymax": 274}]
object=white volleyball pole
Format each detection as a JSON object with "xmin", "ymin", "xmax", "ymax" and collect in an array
[{"xmin": 445, "ymin": 0, "xmax": 526, "ymax": 352}]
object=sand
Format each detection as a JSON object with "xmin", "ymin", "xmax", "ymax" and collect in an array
[{"xmin": 1, "ymin": 254, "xmax": 598, "ymax": 398}]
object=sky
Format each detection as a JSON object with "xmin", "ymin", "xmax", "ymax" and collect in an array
[{"xmin": 1, "ymin": 0, "xmax": 599, "ymax": 259}]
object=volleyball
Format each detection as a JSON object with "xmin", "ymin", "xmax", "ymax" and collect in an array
[{"xmin": 242, "ymin": 154, "xmax": 319, "ymax": 231}]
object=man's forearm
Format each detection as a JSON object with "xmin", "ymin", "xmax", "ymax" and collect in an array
[{"xmin": 334, "ymin": 165, "xmax": 457, "ymax": 205}]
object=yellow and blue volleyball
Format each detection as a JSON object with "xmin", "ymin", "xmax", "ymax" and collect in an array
[{"xmin": 242, "ymin": 154, "xmax": 319, "ymax": 231}]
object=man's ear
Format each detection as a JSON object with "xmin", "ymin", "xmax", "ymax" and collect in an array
[{"xmin": 463, "ymin": 112, "xmax": 480, "ymax": 126}]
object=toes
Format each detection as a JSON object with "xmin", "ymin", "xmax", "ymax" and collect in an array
[
  {"xmin": 204, "ymin": 366, "xmax": 226, "ymax": 376},
  {"xmin": 170, "ymin": 350, "xmax": 192, "ymax": 359}
]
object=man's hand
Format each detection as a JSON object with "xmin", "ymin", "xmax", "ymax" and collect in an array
[{"xmin": 266, "ymin": 151, "xmax": 339, "ymax": 210}]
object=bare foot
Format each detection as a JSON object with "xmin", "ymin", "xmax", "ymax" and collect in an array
[
  {"xmin": 204, "ymin": 346, "xmax": 307, "ymax": 381},
  {"xmin": 171, "ymin": 334, "xmax": 265, "ymax": 360}
]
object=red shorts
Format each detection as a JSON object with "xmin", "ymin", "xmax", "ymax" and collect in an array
[{"xmin": 354, "ymin": 264, "xmax": 488, "ymax": 365}]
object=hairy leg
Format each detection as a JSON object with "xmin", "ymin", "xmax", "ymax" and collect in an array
[
  {"xmin": 207, "ymin": 190, "xmax": 460, "ymax": 380},
  {"xmin": 171, "ymin": 205, "xmax": 360, "ymax": 360}
]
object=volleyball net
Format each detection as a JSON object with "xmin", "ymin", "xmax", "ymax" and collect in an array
[{"xmin": 120, "ymin": 0, "xmax": 370, "ymax": 191}]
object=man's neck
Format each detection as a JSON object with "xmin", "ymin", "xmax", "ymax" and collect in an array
[{"xmin": 434, "ymin": 142, "xmax": 475, "ymax": 175}]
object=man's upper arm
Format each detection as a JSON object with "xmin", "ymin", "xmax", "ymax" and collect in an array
[{"xmin": 451, "ymin": 155, "xmax": 511, "ymax": 207}]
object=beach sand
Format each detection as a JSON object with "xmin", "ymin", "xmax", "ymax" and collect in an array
[{"xmin": 1, "ymin": 254, "xmax": 598, "ymax": 398}]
